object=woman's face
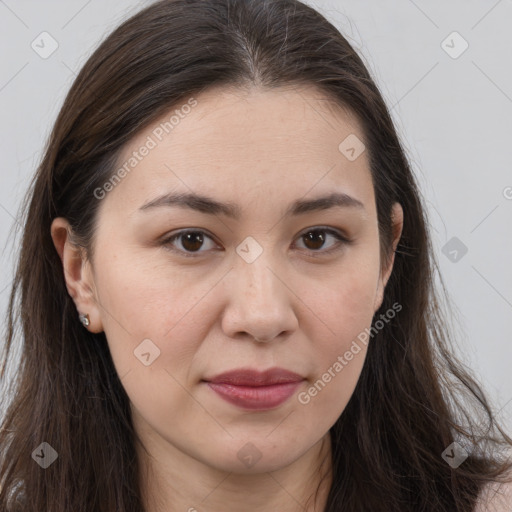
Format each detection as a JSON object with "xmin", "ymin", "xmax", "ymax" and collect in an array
[{"xmin": 55, "ymin": 85, "xmax": 402, "ymax": 476}]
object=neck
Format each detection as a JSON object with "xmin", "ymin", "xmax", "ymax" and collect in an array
[{"xmin": 136, "ymin": 429, "xmax": 333, "ymax": 512}]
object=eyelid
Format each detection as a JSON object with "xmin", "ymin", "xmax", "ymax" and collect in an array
[
  {"xmin": 294, "ymin": 226, "xmax": 351, "ymax": 258},
  {"xmin": 161, "ymin": 226, "xmax": 352, "ymax": 258},
  {"xmin": 160, "ymin": 228, "xmax": 220, "ymax": 258}
]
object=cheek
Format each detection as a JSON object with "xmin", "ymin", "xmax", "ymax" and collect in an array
[
  {"xmin": 93, "ymin": 248, "xmax": 217, "ymax": 380},
  {"xmin": 303, "ymin": 261, "xmax": 379, "ymax": 347},
  {"xmin": 95, "ymin": 257, "xmax": 214, "ymax": 436},
  {"xmin": 296, "ymin": 261, "xmax": 378, "ymax": 409},
  {"xmin": 297, "ymin": 346, "xmax": 366, "ymax": 425}
]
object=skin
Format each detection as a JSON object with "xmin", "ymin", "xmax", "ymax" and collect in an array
[{"xmin": 51, "ymin": 84, "xmax": 403, "ymax": 512}]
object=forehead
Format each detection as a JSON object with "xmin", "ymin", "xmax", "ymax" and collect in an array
[{"xmin": 104, "ymin": 85, "xmax": 375, "ymax": 216}]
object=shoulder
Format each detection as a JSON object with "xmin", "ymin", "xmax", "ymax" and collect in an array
[{"xmin": 474, "ymin": 473, "xmax": 512, "ymax": 512}]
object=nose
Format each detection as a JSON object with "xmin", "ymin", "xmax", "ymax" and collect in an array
[{"xmin": 220, "ymin": 253, "xmax": 299, "ymax": 343}]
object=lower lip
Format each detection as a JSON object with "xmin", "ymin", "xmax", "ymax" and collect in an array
[{"xmin": 205, "ymin": 381, "xmax": 303, "ymax": 410}]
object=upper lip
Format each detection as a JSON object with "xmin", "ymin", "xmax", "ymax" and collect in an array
[{"xmin": 204, "ymin": 367, "xmax": 304, "ymax": 386}]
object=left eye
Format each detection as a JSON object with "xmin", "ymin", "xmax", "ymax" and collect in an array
[
  {"xmin": 161, "ymin": 227, "xmax": 350, "ymax": 258},
  {"xmin": 294, "ymin": 228, "xmax": 349, "ymax": 255}
]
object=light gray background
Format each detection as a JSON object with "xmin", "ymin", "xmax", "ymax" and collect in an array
[{"xmin": 1, "ymin": 0, "xmax": 511, "ymax": 429}]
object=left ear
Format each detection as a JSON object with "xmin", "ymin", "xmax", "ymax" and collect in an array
[{"xmin": 374, "ymin": 202, "xmax": 403, "ymax": 313}]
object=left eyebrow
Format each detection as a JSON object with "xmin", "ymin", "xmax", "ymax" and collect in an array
[{"xmin": 138, "ymin": 191, "xmax": 366, "ymax": 220}]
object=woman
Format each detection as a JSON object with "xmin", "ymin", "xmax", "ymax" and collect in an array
[{"xmin": 1, "ymin": 0, "xmax": 511, "ymax": 510}]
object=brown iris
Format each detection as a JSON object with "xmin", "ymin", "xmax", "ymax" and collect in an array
[
  {"xmin": 302, "ymin": 230, "xmax": 326, "ymax": 250},
  {"xmin": 180, "ymin": 231, "xmax": 204, "ymax": 252}
]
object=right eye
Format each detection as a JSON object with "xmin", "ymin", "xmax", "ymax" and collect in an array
[{"xmin": 160, "ymin": 229, "xmax": 220, "ymax": 258}]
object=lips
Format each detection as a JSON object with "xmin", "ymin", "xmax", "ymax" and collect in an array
[
  {"xmin": 206, "ymin": 367, "xmax": 304, "ymax": 386},
  {"xmin": 203, "ymin": 367, "xmax": 305, "ymax": 410}
]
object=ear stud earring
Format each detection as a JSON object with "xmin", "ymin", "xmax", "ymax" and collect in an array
[{"xmin": 78, "ymin": 313, "xmax": 90, "ymax": 327}]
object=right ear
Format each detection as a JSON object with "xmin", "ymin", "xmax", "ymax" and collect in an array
[{"xmin": 50, "ymin": 217, "xmax": 104, "ymax": 333}]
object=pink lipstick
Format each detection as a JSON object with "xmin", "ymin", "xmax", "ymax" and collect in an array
[{"xmin": 204, "ymin": 367, "xmax": 304, "ymax": 411}]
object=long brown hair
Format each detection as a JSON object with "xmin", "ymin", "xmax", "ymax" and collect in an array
[{"xmin": 1, "ymin": 0, "xmax": 511, "ymax": 510}]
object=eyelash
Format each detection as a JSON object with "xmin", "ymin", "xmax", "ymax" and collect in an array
[{"xmin": 160, "ymin": 227, "xmax": 352, "ymax": 259}]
